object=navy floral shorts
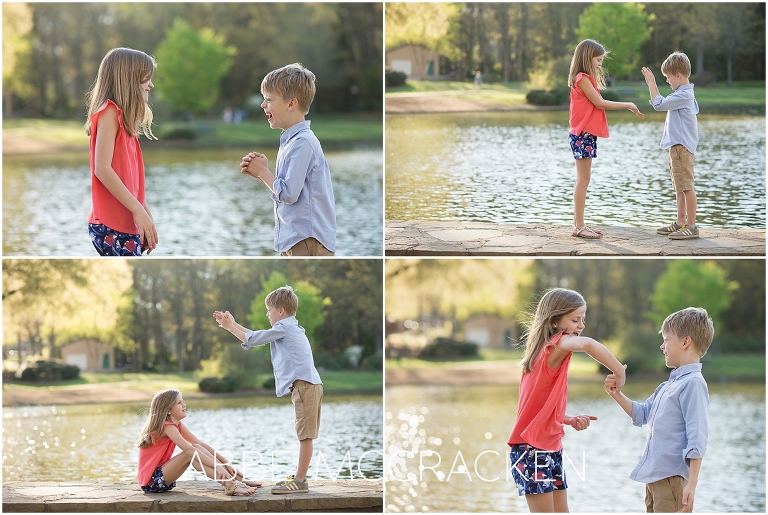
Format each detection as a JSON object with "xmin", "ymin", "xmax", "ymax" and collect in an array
[
  {"xmin": 141, "ymin": 465, "xmax": 175, "ymax": 493},
  {"xmin": 509, "ymin": 443, "xmax": 567, "ymax": 496},
  {"xmin": 569, "ymin": 131, "xmax": 598, "ymax": 159},
  {"xmin": 88, "ymin": 223, "xmax": 142, "ymax": 256}
]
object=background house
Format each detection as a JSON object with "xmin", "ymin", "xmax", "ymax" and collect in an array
[
  {"xmin": 61, "ymin": 339, "xmax": 115, "ymax": 372},
  {"xmin": 463, "ymin": 314, "xmax": 518, "ymax": 349},
  {"xmin": 386, "ymin": 45, "xmax": 440, "ymax": 79}
]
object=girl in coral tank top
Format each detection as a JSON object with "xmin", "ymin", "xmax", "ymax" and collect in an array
[
  {"xmin": 508, "ymin": 288, "xmax": 626, "ymax": 512},
  {"xmin": 84, "ymin": 48, "xmax": 159, "ymax": 256},
  {"xmin": 567, "ymin": 40, "xmax": 645, "ymax": 239}
]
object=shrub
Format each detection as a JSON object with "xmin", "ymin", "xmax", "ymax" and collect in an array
[
  {"xmin": 262, "ymin": 376, "xmax": 276, "ymax": 389},
  {"xmin": 385, "ymin": 68, "xmax": 407, "ymax": 88},
  {"xmin": 710, "ymin": 333, "xmax": 765, "ymax": 354},
  {"xmin": 159, "ymin": 127, "xmax": 198, "ymax": 140},
  {"xmin": 690, "ymin": 72, "xmax": 716, "ymax": 88},
  {"xmin": 524, "ymin": 56, "xmax": 572, "ymax": 91},
  {"xmin": 198, "ymin": 376, "xmax": 240, "ymax": 393},
  {"xmin": 419, "ymin": 337, "xmax": 478, "ymax": 360},
  {"xmin": 16, "ymin": 360, "xmax": 80, "ymax": 382},
  {"xmin": 313, "ymin": 350, "xmax": 351, "ymax": 371},
  {"xmin": 606, "ymin": 324, "xmax": 666, "ymax": 374},
  {"xmin": 361, "ymin": 351, "xmax": 383, "ymax": 371},
  {"xmin": 525, "ymin": 88, "xmax": 569, "ymax": 106},
  {"xmin": 602, "ymin": 89, "xmax": 620, "ymax": 102}
]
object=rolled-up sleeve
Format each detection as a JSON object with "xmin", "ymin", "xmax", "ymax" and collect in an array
[
  {"xmin": 650, "ymin": 91, "xmax": 691, "ymax": 111},
  {"xmin": 242, "ymin": 324, "xmax": 286, "ymax": 350},
  {"xmin": 680, "ymin": 379, "xmax": 709, "ymax": 460},
  {"xmin": 271, "ymin": 139, "xmax": 313, "ymax": 205}
]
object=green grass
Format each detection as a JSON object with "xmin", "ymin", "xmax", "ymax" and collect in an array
[
  {"xmin": 2, "ymin": 369, "xmax": 382, "ymax": 393},
  {"xmin": 388, "ymin": 79, "xmax": 765, "ymax": 107},
  {"xmin": 702, "ymin": 353, "xmax": 765, "ymax": 381},
  {"xmin": 3, "ymin": 113, "xmax": 382, "ymax": 153}
]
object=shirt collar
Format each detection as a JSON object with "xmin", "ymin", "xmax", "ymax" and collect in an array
[
  {"xmin": 275, "ymin": 315, "xmax": 298, "ymax": 327},
  {"xmin": 669, "ymin": 362, "xmax": 701, "ymax": 381},
  {"xmin": 676, "ymin": 83, "xmax": 694, "ymax": 92},
  {"xmin": 280, "ymin": 120, "xmax": 311, "ymax": 144}
]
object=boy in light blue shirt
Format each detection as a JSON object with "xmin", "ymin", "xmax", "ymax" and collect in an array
[
  {"xmin": 605, "ymin": 307, "xmax": 712, "ymax": 512},
  {"xmin": 641, "ymin": 51, "xmax": 700, "ymax": 240},
  {"xmin": 214, "ymin": 286, "xmax": 323, "ymax": 494},
  {"xmin": 240, "ymin": 63, "xmax": 336, "ymax": 256}
]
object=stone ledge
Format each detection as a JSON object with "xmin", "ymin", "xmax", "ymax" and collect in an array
[
  {"xmin": 386, "ymin": 221, "xmax": 765, "ymax": 256},
  {"xmin": 2, "ymin": 480, "xmax": 383, "ymax": 513}
]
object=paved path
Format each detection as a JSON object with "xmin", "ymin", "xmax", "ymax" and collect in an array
[
  {"xmin": 386, "ymin": 91, "xmax": 565, "ymax": 114},
  {"xmin": 3, "ymin": 480, "xmax": 382, "ymax": 512},
  {"xmin": 386, "ymin": 221, "xmax": 765, "ymax": 256}
]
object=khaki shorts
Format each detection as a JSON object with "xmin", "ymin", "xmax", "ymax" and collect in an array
[
  {"xmin": 280, "ymin": 238, "xmax": 334, "ymax": 257},
  {"xmin": 645, "ymin": 475, "xmax": 686, "ymax": 512},
  {"xmin": 668, "ymin": 144, "xmax": 695, "ymax": 192},
  {"xmin": 290, "ymin": 380, "xmax": 323, "ymax": 440}
]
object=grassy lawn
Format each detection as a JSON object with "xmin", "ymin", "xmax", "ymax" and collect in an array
[
  {"xmin": 2, "ymin": 370, "xmax": 382, "ymax": 393},
  {"xmin": 3, "ymin": 113, "xmax": 382, "ymax": 152},
  {"xmin": 388, "ymin": 79, "xmax": 766, "ymax": 107}
]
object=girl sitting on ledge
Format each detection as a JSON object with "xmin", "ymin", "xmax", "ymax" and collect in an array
[{"xmin": 136, "ymin": 389, "xmax": 260, "ymax": 496}]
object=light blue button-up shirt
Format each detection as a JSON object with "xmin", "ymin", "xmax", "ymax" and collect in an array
[
  {"xmin": 630, "ymin": 362, "xmax": 708, "ymax": 484},
  {"xmin": 242, "ymin": 316, "xmax": 322, "ymax": 397},
  {"xmin": 271, "ymin": 121, "xmax": 336, "ymax": 253},
  {"xmin": 649, "ymin": 83, "xmax": 699, "ymax": 155}
]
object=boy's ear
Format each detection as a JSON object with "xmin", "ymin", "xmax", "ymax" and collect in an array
[
  {"xmin": 681, "ymin": 335, "xmax": 693, "ymax": 349},
  {"xmin": 286, "ymin": 98, "xmax": 299, "ymax": 111}
]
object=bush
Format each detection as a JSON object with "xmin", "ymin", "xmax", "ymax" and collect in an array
[
  {"xmin": 361, "ymin": 351, "xmax": 383, "ymax": 371},
  {"xmin": 385, "ymin": 68, "xmax": 407, "ymax": 88},
  {"xmin": 606, "ymin": 324, "xmax": 666, "ymax": 374},
  {"xmin": 419, "ymin": 337, "xmax": 478, "ymax": 360},
  {"xmin": 525, "ymin": 88, "xmax": 569, "ymax": 106},
  {"xmin": 710, "ymin": 333, "xmax": 765, "ymax": 354},
  {"xmin": 313, "ymin": 350, "xmax": 351, "ymax": 371},
  {"xmin": 524, "ymin": 56, "xmax": 572, "ymax": 91},
  {"xmin": 602, "ymin": 89, "xmax": 620, "ymax": 102},
  {"xmin": 690, "ymin": 72, "xmax": 716, "ymax": 88},
  {"xmin": 16, "ymin": 360, "xmax": 80, "ymax": 382},
  {"xmin": 198, "ymin": 376, "xmax": 240, "ymax": 393},
  {"xmin": 159, "ymin": 127, "xmax": 198, "ymax": 140},
  {"xmin": 262, "ymin": 376, "xmax": 276, "ymax": 389}
]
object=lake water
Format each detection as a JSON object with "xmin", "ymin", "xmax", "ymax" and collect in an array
[
  {"xmin": 2, "ymin": 147, "xmax": 382, "ymax": 256},
  {"xmin": 2, "ymin": 394, "xmax": 383, "ymax": 483},
  {"xmin": 386, "ymin": 110, "xmax": 766, "ymax": 228},
  {"xmin": 385, "ymin": 382, "xmax": 765, "ymax": 513}
]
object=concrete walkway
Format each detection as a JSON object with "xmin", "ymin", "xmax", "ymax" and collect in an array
[
  {"xmin": 3, "ymin": 480, "xmax": 382, "ymax": 512},
  {"xmin": 386, "ymin": 221, "xmax": 765, "ymax": 256}
]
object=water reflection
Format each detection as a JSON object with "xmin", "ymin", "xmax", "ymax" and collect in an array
[
  {"xmin": 3, "ymin": 394, "xmax": 382, "ymax": 483},
  {"xmin": 3, "ymin": 147, "xmax": 382, "ymax": 256},
  {"xmin": 386, "ymin": 111, "xmax": 765, "ymax": 228},
  {"xmin": 385, "ymin": 382, "xmax": 765, "ymax": 513}
]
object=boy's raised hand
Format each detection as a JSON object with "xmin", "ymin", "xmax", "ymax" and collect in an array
[{"xmin": 641, "ymin": 67, "xmax": 655, "ymax": 85}]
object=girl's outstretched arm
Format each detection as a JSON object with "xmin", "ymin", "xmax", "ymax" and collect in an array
[
  {"xmin": 93, "ymin": 104, "xmax": 158, "ymax": 252},
  {"xmin": 577, "ymin": 76, "xmax": 645, "ymax": 119},
  {"xmin": 549, "ymin": 334, "xmax": 626, "ymax": 390}
]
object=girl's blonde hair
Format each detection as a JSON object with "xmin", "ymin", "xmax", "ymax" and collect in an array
[
  {"xmin": 135, "ymin": 389, "xmax": 180, "ymax": 449},
  {"xmin": 568, "ymin": 39, "xmax": 608, "ymax": 90},
  {"xmin": 519, "ymin": 288, "xmax": 586, "ymax": 373},
  {"xmin": 84, "ymin": 47, "xmax": 157, "ymax": 139}
]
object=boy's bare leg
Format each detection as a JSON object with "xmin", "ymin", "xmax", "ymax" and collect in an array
[
  {"xmin": 682, "ymin": 189, "xmax": 697, "ymax": 227},
  {"xmin": 675, "ymin": 191, "xmax": 687, "ymax": 226},
  {"xmin": 294, "ymin": 438, "xmax": 313, "ymax": 482}
]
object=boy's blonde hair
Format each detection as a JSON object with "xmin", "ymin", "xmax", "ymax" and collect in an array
[
  {"xmin": 261, "ymin": 63, "xmax": 316, "ymax": 115},
  {"xmin": 266, "ymin": 285, "xmax": 299, "ymax": 316},
  {"xmin": 661, "ymin": 51, "xmax": 691, "ymax": 78},
  {"xmin": 520, "ymin": 288, "xmax": 586, "ymax": 373},
  {"xmin": 84, "ymin": 47, "xmax": 157, "ymax": 139},
  {"xmin": 661, "ymin": 307, "xmax": 714, "ymax": 357},
  {"xmin": 135, "ymin": 389, "xmax": 180, "ymax": 449},
  {"xmin": 568, "ymin": 39, "xmax": 608, "ymax": 90}
]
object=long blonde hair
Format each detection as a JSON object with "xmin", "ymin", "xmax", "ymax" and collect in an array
[
  {"xmin": 568, "ymin": 39, "xmax": 608, "ymax": 90},
  {"xmin": 519, "ymin": 288, "xmax": 586, "ymax": 373},
  {"xmin": 135, "ymin": 389, "xmax": 180, "ymax": 449},
  {"xmin": 84, "ymin": 47, "xmax": 157, "ymax": 139}
]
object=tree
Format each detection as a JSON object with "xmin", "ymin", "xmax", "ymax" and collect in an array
[
  {"xmin": 649, "ymin": 260, "xmax": 738, "ymax": 335},
  {"xmin": 154, "ymin": 19, "xmax": 235, "ymax": 115},
  {"xmin": 576, "ymin": 3, "xmax": 654, "ymax": 79},
  {"xmin": 247, "ymin": 271, "xmax": 328, "ymax": 348},
  {"xmin": 2, "ymin": 2, "xmax": 34, "ymax": 116}
]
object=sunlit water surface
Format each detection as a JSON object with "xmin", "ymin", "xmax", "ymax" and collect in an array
[
  {"xmin": 3, "ymin": 147, "xmax": 382, "ymax": 256},
  {"xmin": 3, "ymin": 394, "xmax": 382, "ymax": 483},
  {"xmin": 386, "ymin": 110, "xmax": 765, "ymax": 228},
  {"xmin": 385, "ymin": 382, "xmax": 765, "ymax": 513}
]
